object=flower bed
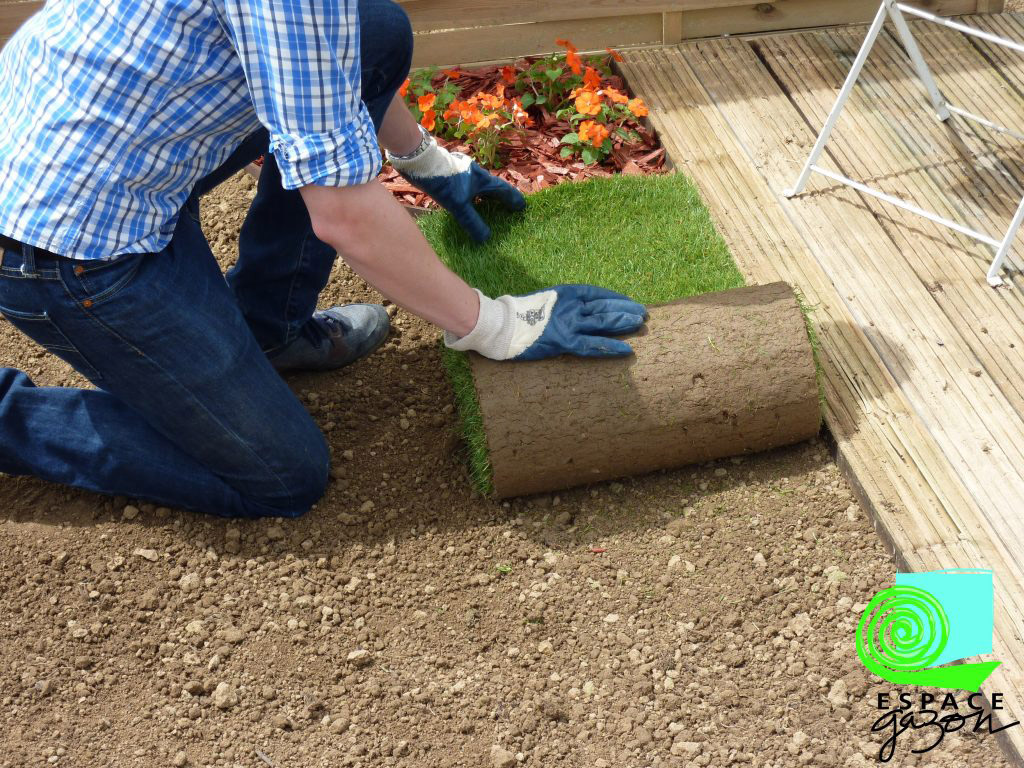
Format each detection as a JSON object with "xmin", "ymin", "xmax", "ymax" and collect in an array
[{"xmin": 381, "ymin": 40, "xmax": 666, "ymax": 210}]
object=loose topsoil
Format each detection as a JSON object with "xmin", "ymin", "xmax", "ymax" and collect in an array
[{"xmin": 0, "ymin": 172, "xmax": 1011, "ymax": 768}]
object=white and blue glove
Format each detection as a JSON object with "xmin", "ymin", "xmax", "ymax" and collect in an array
[
  {"xmin": 387, "ymin": 127, "xmax": 526, "ymax": 243},
  {"xmin": 445, "ymin": 285, "xmax": 648, "ymax": 361}
]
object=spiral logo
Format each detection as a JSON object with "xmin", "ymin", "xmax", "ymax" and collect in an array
[
  {"xmin": 855, "ymin": 572, "xmax": 1001, "ymax": 692},
  {"xmin": 857, "ymin": 585, "xmax": 950, "ymax": 675}
]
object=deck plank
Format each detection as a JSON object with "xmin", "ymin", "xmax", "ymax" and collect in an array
[{"xmin": 620, "ymin": 19, "xmax": 1024, "ymax": 760}]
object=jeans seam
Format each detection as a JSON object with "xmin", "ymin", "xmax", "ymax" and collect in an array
[
  {"xmin": 281, "ymin": 229, "xmax": 312, "ymax": 348},
  {"xmin": 0, "ymin": 268, "xmax": 59, "ymax": 279},
  {"xmin": 58, "ymin": 274, "xmax": 301, "ymax": 507}
]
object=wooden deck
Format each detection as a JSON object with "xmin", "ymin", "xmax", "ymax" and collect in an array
[{"xmin": 620, "ymin": 12, "xmax": 1024, "ymax": 762}]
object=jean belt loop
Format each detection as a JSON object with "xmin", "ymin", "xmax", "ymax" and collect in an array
[{"xmin": 19, "ymin": 243, "xmax": 38, "ymax": 278}]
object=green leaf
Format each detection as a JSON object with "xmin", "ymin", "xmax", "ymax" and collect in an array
[
  {"xmin": 534, "ymin": 94, "xmax": 547, "ymax": 106},
  {"xmin": 601, "ymin": 138, "xmax": 613, "ymax": 152},
  {"xmin": 560, "ymin": 132, "xmax": 580, "ymax": 145},
  {"xmin": 560, "ymin": 145, "xmax": 576, "ymax": 159},
  {"xmin": 581, "ymin": 147, "xmax": 597, "ymax": 165},
  {"xmin": 545, "ymin": 68, "xmax": 562, "ymax": 81},
  {"xmin": 520, "ymin": 92, "xmax": 535, "ymax": 108}
]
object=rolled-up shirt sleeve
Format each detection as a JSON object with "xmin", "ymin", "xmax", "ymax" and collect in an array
[{"xmin": 217, "ymin": 0, "xmax": 381, "ymax": 189}]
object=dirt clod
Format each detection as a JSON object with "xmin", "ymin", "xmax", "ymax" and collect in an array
[
  {"xmin": 490, "ymin": 745, "xmax": 517, "ymax": 768},
  {"xmin": 211, "ymin": 682, "xmax": 238, "ymax": 710},
  {"xmin": 177, "ymin": 572, "xmax": 200, "ymax": 592},
  {"xmin": 347, "ymin": 649, "xmax": 372, "ymax": 667}
]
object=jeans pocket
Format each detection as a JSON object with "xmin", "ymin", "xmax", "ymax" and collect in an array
[
  {"xmin": 0, "ymin": 306, "xmax": 103, "ymax": 381},
  {"xmin": 64, "ymin": 253, "xmax": 145, "ymax": 307}
]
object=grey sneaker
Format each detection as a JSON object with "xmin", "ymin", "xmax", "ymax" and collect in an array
[{"xmin": 269, "ymin": 304, "xmax": 390, "ymax": 372}]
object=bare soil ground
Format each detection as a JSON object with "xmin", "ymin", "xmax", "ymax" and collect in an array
[{"xmin": 0, "ymin": 173, "xmax": 1012, "ymax": 768}]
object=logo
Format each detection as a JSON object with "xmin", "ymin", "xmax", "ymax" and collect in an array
[
  {"xmin": 856, "ymin": 569, "xmax": 1018, "ymax": 762},
  {"xmin": 517, "ymin": 308, "xmax": 546, "ymax": 326},
  {"xmin": 856, "ymin": 569, "xmax": 1000, "ymax": 691}
]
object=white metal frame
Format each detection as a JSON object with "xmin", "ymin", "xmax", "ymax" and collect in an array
[{"xmin": 784, "ymin": 0, "xmax": 1024, "ymax": 287}]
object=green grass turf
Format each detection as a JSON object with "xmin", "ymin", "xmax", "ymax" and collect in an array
[{"xmin": 419, "ymin": 172, "xmax": 748, "ymax": 494}]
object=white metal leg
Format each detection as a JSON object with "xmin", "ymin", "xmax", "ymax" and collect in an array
[
  {"xmin": 785, "ymin": 0, "xmax": 1024, "ymax": 287},
  {"xmin": 784, "ymin": 2, "xmax": 890, "ymax": 198},
  {"xmin": 810, "ymin": 165, "xmax": 1002, "ymax": 247},
  {"xmin": 989, "ymin": 196, "xmax": 1024, "ymax": 286},
  {"xmin": 886, "ymin": 0, "xmax": 951, "ymax": 120},
  {"xmin": 945, "ymin": 105, "xmax": 1024, "ymax": 143}
]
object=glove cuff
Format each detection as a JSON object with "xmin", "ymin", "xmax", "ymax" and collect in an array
[
  {"xmin": 444, "ymin": 289, "xmax": 558, "ymax": 360},
  {"xmin": 387, "ymin": 135, "xmax": 472, "ymax": 180},
  {"xmin": 444, "ymin": 290, "xmax": 513, "ymax": 359}
]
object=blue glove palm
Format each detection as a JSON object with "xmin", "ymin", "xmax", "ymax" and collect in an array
[
  {"xmin": 388, "ymin": 135, "xmax": 525, "ymax": 243},
  {"xmin": 445, "ymin": 285, "xmax": 648, "ymax": 361}
]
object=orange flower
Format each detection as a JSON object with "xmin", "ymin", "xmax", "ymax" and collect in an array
[
  {"xmin": 606, "ymin": 47, "xmax": 624, "ymax": 63},
  {"xmin": 511, "ymin": 99, "xmax": 533, "ymax": 126},
  {"xmin": 500, "ymin": 65, "xmax": 517, "ymax": 84},
  {"xmin": 574, "ymin": 90, "xmax": 602, "ymax": 116},
  {"xmin": 447, "ymin": 98, "xmax": 484, "ymax": 126},
  {"xmin": 555, "ymin": 37, "xmax": 578, "ymax": 53},
  {"xmin": 604, "ymin": 86, "xmax": 629, "ymax": 104},
  {"xmin": 583, "ymin": 66, "xmax": 602, "ymax": 91},
  {"xmin": 627, "ymin": 97, "xmax": 649, "ymax": 117},
  {"xmin": 399, "ymin": 78, "xmax": 410, "ymax": 99},
  {"xmin": 578, "ymin": 120, "xmax": 610, "ymax": 147},
  {"xmin": 417, "ymin": 93, "xmax": 436, "ymax": 112},
  {"xmin": 473, "ymin": 113, "xmax": 496, "ymax": 130},
  {"xmin": 458, "ymin": 101, "xmax": 481, "ymax": 122},
  {"xmin": 441, "ymin": 68, "xmax": 462, "ymax": 79},
  {"xmin": 478, "ymin": 90, "xmax": 505, "ymax": 110},
  {"xmin": 420, "ymin": 109, "xmax": 436, "ymax": 131},
  {"xmin": 565, "ymin": 49, "xmax": 582, "ymax": 76}
]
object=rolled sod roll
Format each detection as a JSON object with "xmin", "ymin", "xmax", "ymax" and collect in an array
[{"xmin": 469, "ymin": 282, "xmax": 820, "ymax": 498}]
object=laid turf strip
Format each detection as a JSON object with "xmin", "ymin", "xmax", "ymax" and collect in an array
[{"xmin": 420, "ymin": 173, "xmax": 746, "ymax": 494}]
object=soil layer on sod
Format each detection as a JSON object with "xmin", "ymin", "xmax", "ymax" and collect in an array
[
  {"xmin": 472, "ymin": 283, "xmax": 821, "ymax": 498},
  {"xmin": 420, "ymin": 173, "xmax": 789, "ymax": 494}
]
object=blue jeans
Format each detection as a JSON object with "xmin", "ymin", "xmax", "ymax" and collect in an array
[{"xmin": 0, "ymin": 0, "xmax": 413, "ymax": 518}]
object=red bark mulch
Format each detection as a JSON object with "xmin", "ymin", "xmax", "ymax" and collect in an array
[{"xmin": 380, "ymin": 62, "xmax": 666, "ymax": 211}]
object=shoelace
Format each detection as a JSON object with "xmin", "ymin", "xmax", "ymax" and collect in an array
[{"xmin": 297, "ymin": 312, "xmax": 344, "ymax": 348}]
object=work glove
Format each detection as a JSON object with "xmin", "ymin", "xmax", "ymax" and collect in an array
[
  {"xmin": 445, "ymin": 285, "xmax": 648, "ymax": 361},
  {"xmin": 387, "ymin": 127, "xmax": 526, "ymax": 242}
]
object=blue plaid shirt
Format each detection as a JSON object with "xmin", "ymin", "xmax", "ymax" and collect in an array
[{"xmin": 0, "ymin": 0, "xmax": 381, "ymax": 260}]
